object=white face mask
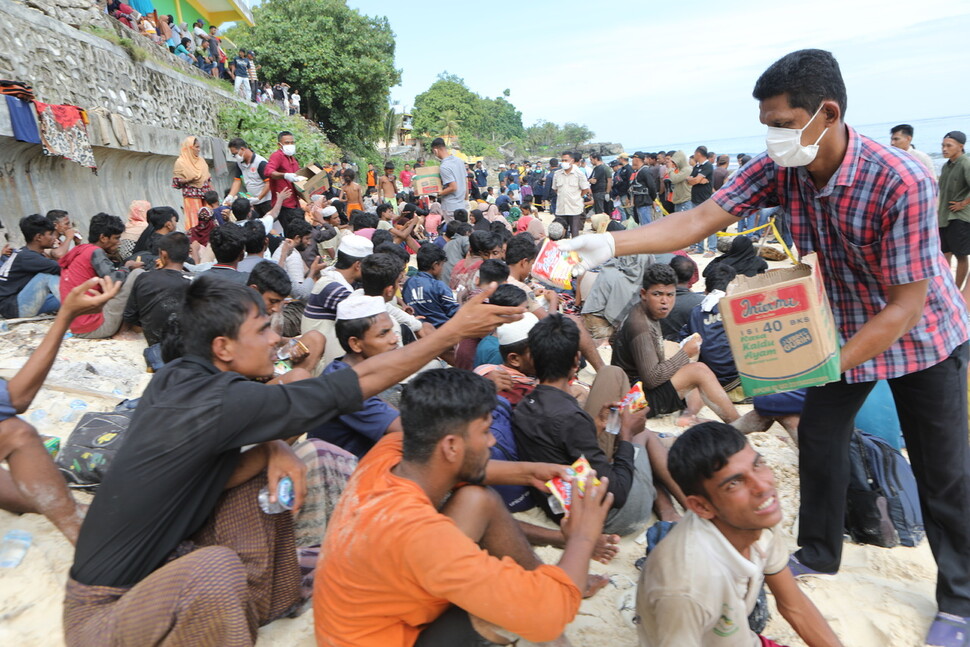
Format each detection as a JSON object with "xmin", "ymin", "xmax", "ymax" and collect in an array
[
  {"xmin": 282, "ymin": 144, "xmax": 296, "ymax": 157},
  {"xmin": 765, "ymin": 104, "xmax": 828, "ymax": 167},
  {"xmin": 231, "ymin": 153, "xmax": 244, "ymax": 163},
  {"xmin": 560, "ymin": 161, "xmax": 572, "ymax": 171}
]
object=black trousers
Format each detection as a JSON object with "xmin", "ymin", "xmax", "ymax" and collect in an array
[{"xmin": 796, "ymin": 342, "xmax": 970, "ymax": 614}]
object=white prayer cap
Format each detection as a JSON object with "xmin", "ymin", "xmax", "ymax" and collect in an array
[
  {"xmin": 496, "ymin": 312, "xmax": 539, "ymax": 346},
  {"xmin": 321, "ymin": 206, "xmax": 338, "ymax": 217},
  {"xmin": 338, "ymin": 233, "xmax": 373, "ymax": 258},
  {"xmin": 336, "ymin": 291, "xmax": 386, "ymax": 321}
]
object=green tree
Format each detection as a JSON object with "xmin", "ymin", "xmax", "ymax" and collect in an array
[
  {"xmin": 412, "ymin": 74, "xmax": 485, "ymax": 142},
  {"xmin": 438, "ymin": 109, "xmax": 461, "ymax": 138},
  {"xmin": 381, "ymin": 105, "xmax": 402, "ymax": 160},
  {"xmin": 560, "ymin": 123, "xmax": 595, "ymax": 149},
  {"xmin": 226, "ymin": 0, "xmax": 400, "ymax": 154}
]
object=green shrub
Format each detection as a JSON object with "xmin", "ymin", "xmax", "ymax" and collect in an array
[{"xmin": 217, "ymin": 103, "xmax": 341, "ymax": 166}]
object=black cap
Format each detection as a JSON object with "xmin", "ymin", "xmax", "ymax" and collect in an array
[
  {"xmin": 945, "ymin": 131, "xmax": 967, "ymax": 145},
  {"xmin": 401, "ymin": 203, "xmax": 429, "ymax": 217},
  {"xmin": 631, "ymin": 151, "xmax": 646, "ymax": 160}
]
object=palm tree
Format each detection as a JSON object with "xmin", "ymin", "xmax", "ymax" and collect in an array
[
  {"xmin": 381, "ymin": 105, "xmax": 402, "ymax": 160},
  {"xmin": 438, "ymin": 110, "xmax": 460, "ymax": 139}
]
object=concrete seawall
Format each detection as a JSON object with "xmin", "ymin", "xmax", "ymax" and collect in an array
[{"xmin": 0, "ymin": 0, "xmax": 247, "ymax": 241}]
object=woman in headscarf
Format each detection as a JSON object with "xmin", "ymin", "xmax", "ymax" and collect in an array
[
  {"xmin": 526, "ymin": 217, "xmax": 546, "ymax": 243},
  {"xmin": 469, "ymin": 209, "xmax": 491, "ymax": 232},
  {"xmin": 424, "ymin": 202, "xmax": 443, "ymax": 237},
  {"xmin": 483, "ymin": 203, "xmax": 512, "ymax": 232},
  {"xmin": 119, "ymin": 199, "xmax": 151, "ymax": 260},
  {"xmin": 515, "ymin": 212, "xmax": 534, "ymax": 234},
  {"xmin": 172, "ymin": 136, "xmax": 211, "ymax": 230},
  {"xmin": 703, "ymin": 235, "xmax": 768, "ymax": 278}
]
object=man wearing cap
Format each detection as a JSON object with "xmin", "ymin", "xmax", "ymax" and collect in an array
[
  {"xmin": 939, "ymin": 131, "xmax": 970, "ymax": 302},
  {"xmin": 561, "ymin": 50, "xmax": 970, "ymax": 643},
  {"xmin": 553, "ymin": 151, "xmax": 591, "ymax": 238},
  {"xmin": 309, "ymin": 293, "xmax": 404, "ymax": 458},
  {"xmin": 474, "ymin": 312, "xmax": 541, "ymax": 406},
  {"xmin": 431, "ymin": 137, "xmax": 467, "ymax": 220},
  {"xmin": 302, "ymin": 234, "xmax": 373, "ymax": 366}
]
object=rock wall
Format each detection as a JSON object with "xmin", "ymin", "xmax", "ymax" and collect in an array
[{"xmin": 0, "ymin": 0, "xmax": 249, "ymax": 240}]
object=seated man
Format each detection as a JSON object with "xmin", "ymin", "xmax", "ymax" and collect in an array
[
  {"xmin": 247, "ymin": 260, "xmax": 325, "ymax": 375},
  {"xmin": 611, "ymin": 263, "xmax": 740, "ymax": 426},
  {"xmin": 403, "ymin": 244, "xmax": 460, "ymax": 328},
  {"xmin": 678, "ymin": 263, "xmax": 741, "ymax": 393},
  {"xmin": 1, "ymin": 276, "xmax": 119, "ymax": 543},
  {"xmin": 45, "ymin": 209, "xmax": 82, "ymax": 261},
  {"xmin": 637, "ymin": 422, "xmax": 842, "ymax": 647},
  {"xmin": 308, "ymin": 293, "xmax": 403, "ymax": 458},
  {"xmin": 474, "ymin": 308, "xmax": 541, "ymax": 405},
  {"xmin": 65, "ymin": 275, "xmax": 524, "ymax": 646},
  {"xmin": 514, "ymin": 313, "xmax": 657, "ymax": 536},
  {"xmin": 123, "ymin": 232, "xmax": 193, "ymax": 348},
  {"xmin": 130, "ymin": 206, "xmax": 180, "ymax": 267},
  {"xmin": 0, "ymin": 214, "xmax": 61, "ymax": 318},
  {"xmin": 362, "ymin": 253, "xmax": 431, "ymax": 349},
  {"xmin": 315, "ymin": 368, "xmax": 614, "ymax": 646},
  {"xmin": 302, "ymin": 233, "xmax": 373, "ymax": 367},
  {"xmin": 59, "ymin": 213, "xmax": 144, "ymax": 339},
  {"xmin": 197, "ymin": 224, "xmax": 251, "ymax": 285},
  {"xmin": 661, "ymin": 255, "xmax": 704, "ymax": 340},
  {"xmin": 271, "ymin": 218, "xmax": 324, "ymax": 299},
  {"xmin": 236, "ymin": 219, "xmax": 270, "ymax": 274}
]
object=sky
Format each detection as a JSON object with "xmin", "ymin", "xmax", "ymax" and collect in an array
[{"xmin": 347, "ymin": 0, "xmax": 970, "ymax": 149}]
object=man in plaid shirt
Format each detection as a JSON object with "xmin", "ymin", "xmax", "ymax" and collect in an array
[{"xmin": 562, "ymin": 49, "xmax": 970, "ymax": 646}]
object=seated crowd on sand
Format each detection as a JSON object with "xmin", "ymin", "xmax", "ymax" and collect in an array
[{"xmin": 2, "ymin": 48, "xmax": 970, "ymax": 647}]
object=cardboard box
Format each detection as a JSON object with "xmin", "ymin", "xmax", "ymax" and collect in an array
[
  {"xmin": 719, "ymin": 253, "xmax": 840, "ymax": 396},
  {"xmin": 412, "ymin": 166, "xmax": 442, "ymax": 196},
  {"xmin": 293, "ymin": 164, "xmax": 330, "ymax": 201}
]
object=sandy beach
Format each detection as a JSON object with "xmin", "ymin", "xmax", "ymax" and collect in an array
[{"xmin": 0, "ymin": 239, "xmax": 942, "ymax": 647}]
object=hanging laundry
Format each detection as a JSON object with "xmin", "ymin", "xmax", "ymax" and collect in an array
[
  {"xmin": 5, "ymin": 96, "xmax": 41, "ymax": 144},
  {"xmin": 110, "ymin": 113, "xmax": 130, "ymax": 147},
  {"xmin": 0, "ymin": 80, "xmax": 35, "ymax": 101},
  {"xmin": 34, "ymin": 102, "xmax": 97, "ymax": 171},
  {"xmin": 90, "ymin": 107, "xmax": 113, "ymax": 146}
]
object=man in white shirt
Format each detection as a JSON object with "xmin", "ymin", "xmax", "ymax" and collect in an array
[
  {"xmin": 552, "ymin": 150, "xmax": 591, "ymax": 238},
  {"xmin": 637, "ymin": 422, "xmax": 841, "ymax": 647},
  {"xmin": 890, "ymin": 124, "xmax": 935, "ymax": 175},
  {"xmin": 271, "ymin": 219, "xmax": 323, "ymax": 299}
]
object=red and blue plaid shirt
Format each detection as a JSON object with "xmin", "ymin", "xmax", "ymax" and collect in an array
[{"xmin": 714, "ymin": 126, "xmax": 968, "ymax": 383}]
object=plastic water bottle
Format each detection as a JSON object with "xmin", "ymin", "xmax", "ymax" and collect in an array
[
  {"xmin": 0, "ymin": 530, "xmax": 32, "ymax": 568},
  {"xmin": 28, "ymin": 410, "xmax": 47, "ymax": 428},
  {"xmin": 60, "ymin": 399, "xmax": 88, "ymax": 423},
  {"xmin": 605, "ymin": 407, "xmax": 621, "ymax": 435},
  {"xmin": 258, "ymin": 477, "xmax": 295, "ymax": 514}
]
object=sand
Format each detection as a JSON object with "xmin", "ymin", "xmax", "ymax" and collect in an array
[{"xmin": 0, "ymin": 241, "xmax": 942, "ymax": 647}]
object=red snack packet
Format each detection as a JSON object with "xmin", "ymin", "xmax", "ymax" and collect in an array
[
  {"xmin": 532, "ymin": 239, "xmax": 581, "ymax": 290},
  {"xmin": 619, "ymin": 381, "xmax": 648, "ymax": 412},
  {"xmin": 545, "ymin": 456, "xmax": 601, "ymax": 516}
]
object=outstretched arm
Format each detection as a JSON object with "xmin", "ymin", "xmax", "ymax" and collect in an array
[
  {"xmin": 7, "ymin": 277, "xmax": 120, "ymax": 411},
  {"xmin": 765, "ymin": 568, "xmax": 843, "ymax": 647}
]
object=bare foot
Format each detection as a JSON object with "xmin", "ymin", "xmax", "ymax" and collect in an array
[
  {"xmin": 584, "ymin": 573, "xmax": 610, "ymax": 599},
  {"xmin": 675, "ymin": 413, "xmax": 713, "ymax": 428},
  {"xmin": 593, "ymin": 533, "xmax": 620, "ymax": 564}
]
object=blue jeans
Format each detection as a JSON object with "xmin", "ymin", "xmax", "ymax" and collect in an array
[
  {"xmin": 635, "ymin": 205, "xmax": 653, "ymax": 226},
  {"xmin": 16, "ymin": 273, "xmax": 60, "ymax": 317},
  {"xmin": 690, "ymin": 202, "xmax": 718, "ymax": 251}
]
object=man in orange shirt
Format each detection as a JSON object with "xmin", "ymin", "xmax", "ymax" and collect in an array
[{"xmin": 315, "ymin": 368, "xmax": 614, "ymax": 646}]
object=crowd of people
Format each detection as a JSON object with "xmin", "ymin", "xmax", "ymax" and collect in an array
[
  {"xmin": 0, "ymin": 48, "xmax": 969, "ymax": 647},
  {"xmin": 102, "ymin": 4, "xmax": 301, "ymax": 111}
]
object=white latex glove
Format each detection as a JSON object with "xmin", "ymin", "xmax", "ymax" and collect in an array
[
  {"xmin": 223, "ymin": 194, "xmax": 236, "ymax": 206},
  {"xmin": 284, "ymin": 172, "xmax": 301, "ymax": 183},
  {"xmin": 557, "ymin": 233, "xmax": 617, "ymax": 274}
]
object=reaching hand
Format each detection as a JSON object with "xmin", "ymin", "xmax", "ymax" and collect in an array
[
  {"xmin": 561, "ymin": 472, "xmax": 612, "ymax": 544},
  {"xmin": 283, "ymin": 172, "xmax": 301, "ymax": 184},
  {"xmin": 441, "ymin": 282, "xmax": 524, "ymax": 340},
  {"xmin": 557, "ymin": 233, "xmax": 617, "ymax": 274},
  {"xmin": 266, "ymin": 440, "xmax": 308, "ymax": 516},
  {"xmin": 60, "ymin": 277, "xmax": 121, "ymax": 318},
  {"xmin": 484, "ymin": 367, "xmax": 513, "ymax": 393}
]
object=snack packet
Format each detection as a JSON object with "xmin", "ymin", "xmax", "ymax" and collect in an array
[
  {"xmin": 545, "ymin": 456, "xmax": 602, "ymax": 516},
  {"xmin": 619, "ymin": 381, "xmax": 648, "ymax": 412},
  {"xmin": 531, "ymin": 239, "xmax": 582, "ymax": 290}
]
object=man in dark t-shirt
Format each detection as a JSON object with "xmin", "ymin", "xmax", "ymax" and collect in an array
[
  {"xmin": 0, "ymin": 214, "xmax": 61, "ymax": 318},
  {"xmin": 589, "ymin": 152, "xmax": 611, "ymax": 215},
  {"xmin": 123, "ymin": 232, "xmax": 192, "ymax": 346},
  {"xmin": 687, "ymin": 146, "xmax": 716, "ymax": 255}
]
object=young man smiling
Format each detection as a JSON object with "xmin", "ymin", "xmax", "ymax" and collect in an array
[
  {"xmin": 637, "ymin": 422, "xmax": 841, "ymax": 647},
  {"xmin": 562, "ymin": 49, "xmax": 970, "ymax": 645}
]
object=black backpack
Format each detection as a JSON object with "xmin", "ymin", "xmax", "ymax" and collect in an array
[
  {"xmin": 844, "ymin": 429, "xmax": 925, "ymax": 548},
  {"xmin": 56, "ymin": 400, "xmax": 138, "ymax": 489}
]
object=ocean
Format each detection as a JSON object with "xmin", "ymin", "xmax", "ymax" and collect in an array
[{"xmin": 628, "ymin": 114, "xmax": 970, "ymax": 174}]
